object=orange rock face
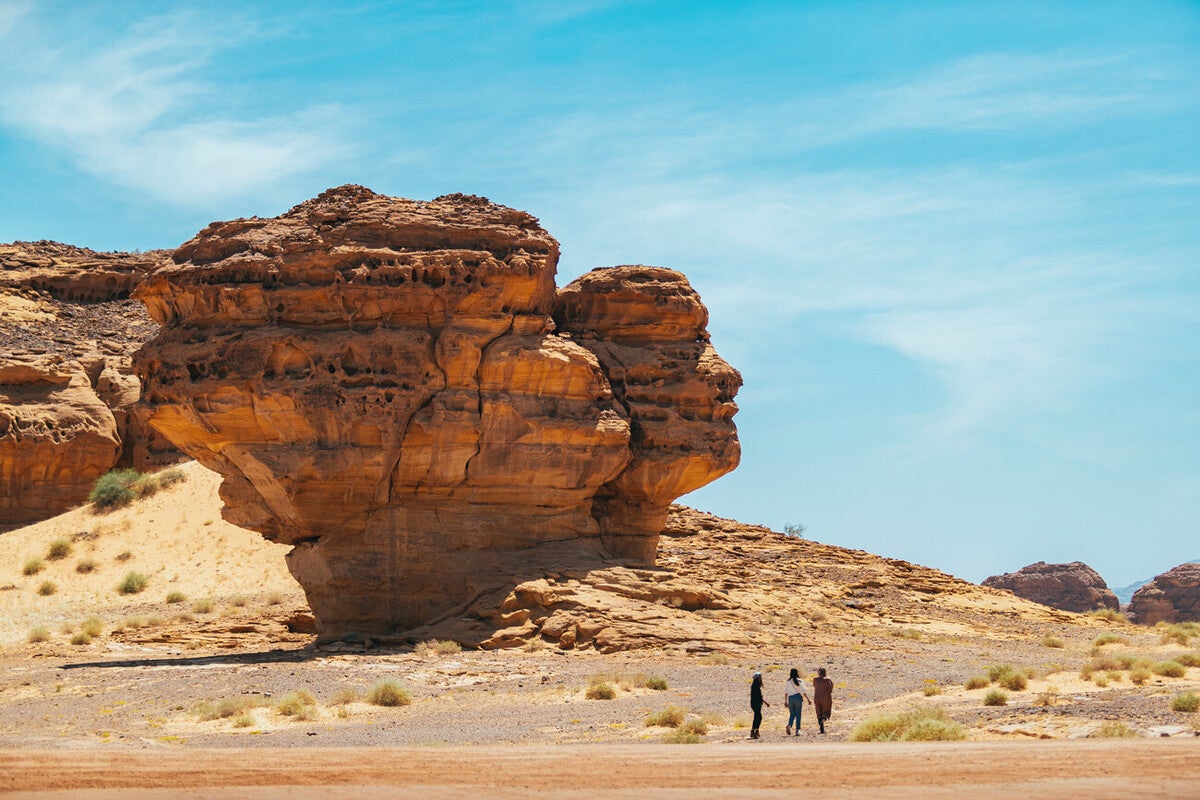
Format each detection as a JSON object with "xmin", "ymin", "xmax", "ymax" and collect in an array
[
  {"xmin": 134, "ymin": 186, "xmax": 741, "ymax": 639},
  {"xmin": 0, "ymin": 242, "xmax": 176, "ymax": 530}
]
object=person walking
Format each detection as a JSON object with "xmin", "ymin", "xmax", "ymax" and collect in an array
[
  {"xmin": 813, "ymin": 667, "xmax": 834, "ymax": 734},
  {"xmin": 784, "ymin": 667, "xmax": 814, "ymax": 736},
  {"xmin": 749, "ymin": 671, "xmax": 770, "ymax": 739}
]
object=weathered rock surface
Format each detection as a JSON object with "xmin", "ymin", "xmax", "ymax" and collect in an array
[
  {"xmin": 1129, "ymin": 562, "xmax": 1200, "ymax": 625},
  {"xmin": 134, "ymin": 186, "xmax": 741, "ymax": 639},
  {"xmin": 982, "ymin": 561, "xmax": 1119, "ymax": 613},
  {"xmin": 0, "ymin": 242, "xmax": 178, "ymax": 530}
]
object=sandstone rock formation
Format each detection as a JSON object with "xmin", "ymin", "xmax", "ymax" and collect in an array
[
  {"xmin": 134, "ymin": 186, "xmax": 741, "ymax": 640},
  {"xmin": 0, "ymin": 242, "xmax": 177, "ymax": 530},
  {"xmin": 982, "ymin": 561, "xmax": 1119, "ymax": 613},
  {"xmin": 1129, "ymin": 562, "xmax": 1200, "ymax": 625}
]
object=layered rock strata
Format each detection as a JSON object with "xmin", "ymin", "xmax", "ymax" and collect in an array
[
  {"xmin": 1130, "ymin": 562, "xmax": 1200, "ymax": 625},
  {"xmin": 0, "ymin": 242, "xmax": 177, "ymax": 530},
  {"xmin": 982, "ymin": 561, "xmax": 1119, "ymax": 613},
  {"xmin": 134, "ymin": 186, "xmax": 741, "ymax": 639}
]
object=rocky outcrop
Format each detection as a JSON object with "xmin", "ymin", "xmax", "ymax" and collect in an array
[
  {"xmin": 1130, "ymin": 563, "xmax": 1200, "ymax": 625},
  {"xmin": 133, "ymin": 186, "xmax": 741, "ymax": 639},
  {"xmin": 0, "ymin": 242, "xmax": 178, "ymax": 530},
  {"xmin": 982, "ymin": 561, "xmax": 1119, "ymax": 613}
]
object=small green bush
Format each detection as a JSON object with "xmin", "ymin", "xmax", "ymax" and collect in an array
[
  {"xmin": 645, "ymin": 705, "xmax": 687, "ymax": 728},
  {"xmin": 367, "ymin": 681, "xmax": 411, "ymax": 707},
  {"xmin": 585, "ymin": 681, "xmax": 617, "ymax": 700},
  {"xmin": 75, "ymin": 558, "xmax": 97, "ymax": 574},
  {"xmin": 1040, "ymin": 635, "xmax": 1064, "ymax": 648},
  {"xmin": 999, "ymin": 672, "xmax": 1028, "ymax": 691},
  {"xmin": 117, "ymin": 571, "xmax": 148, "ymax": 594},
  {"xmin": 37, "ymin": 580, "xmax": 57, "ymax": 596},
  {"xmin": 69, "ymin": 631, "xmax": 91, "ymax": 646},
  {"xmin": 47, "ymin": 538, "xmax": 71, "ymax": 560},
  {"xmin": 165, "ymin": 590, "xmax": 186, "ymax": 604},
  {"xmin": 89, "ymin": 469, "xmax": 141, "ymax": 510},
  {"xmin": 22, "ymin": 558, "xmax": 44, "ymax": 576},
  {"xmin": 983, "ymin": 689, "xmax": 1008, "ymax": 706},
  {"xmin": 1090, "ymin": 721, "xmax": 1137, "ymax": 738},
  {"xmin": 80, "ymin": 616, "xmax": 103, "ymax": 637},
  {"xmin": 192, "ymin": 597, "xmax": 215, "ymax": 613},
  {"xmin": 849, "ymin": 707, "xmax": 965, "ymax": 742},
  {"xmin": 986, "ymin": 664, "xmax": 1015, "ymax": 683},
  {"xmin": 645, "ymin": 676, "xmax": 669, "ymax": 691},
  {"xmin": 27, "ymin": 626, "xmax": 49, "ymax": 643},
  {"xmin": 964, "ymin": 676, "xmax": 989, "ymax": 690},
  {"xmin": 1171, "ymin": 692, "xmax": 1199, "ymax": 713},
  {"xmin": 1153, "ymin": 661, "xmax": 1186, "ymax": 678}
]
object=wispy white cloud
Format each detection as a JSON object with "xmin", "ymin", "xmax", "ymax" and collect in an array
[
  {"xmin": 0, "ymin": 8, "xmax": 345, "ymax": 206},
  {"xmin": 0, "ymin": 1, "xmax": 31, "ymax": 37}
]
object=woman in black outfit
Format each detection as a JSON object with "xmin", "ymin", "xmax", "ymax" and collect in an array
[{"xmin": 749, "ymin": 671, "xmax": 770, "ymax": 739}]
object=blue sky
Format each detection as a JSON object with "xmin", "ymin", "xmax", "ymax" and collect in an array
[{"xmin": 1, "ymin": 1, "xmax": 1197, "ymax": 587}]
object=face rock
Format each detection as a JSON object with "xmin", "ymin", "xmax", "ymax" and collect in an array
[{"xmin": 134, "ymin": 186, "xmax": 740, "ymax": 639}]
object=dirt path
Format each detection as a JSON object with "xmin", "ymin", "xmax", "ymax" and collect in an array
[{"xmin": 1, "ymin": 740, "xmax": 1195, "ymax": 799}]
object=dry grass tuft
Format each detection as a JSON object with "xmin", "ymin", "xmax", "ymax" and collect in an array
[
  {"xmin": 414, "ymin": 639, "xmax": 462, "ymax": 657},
  {"xmin": 37, "ymin": 580, "xmax": 57, "ymax": 596},
  {"xmin": 1040, "ymin": 635, "xmax": 1064, "ymax": 648},
  {"xmin": 585, "ymin": 680, "xmax": 617, "ymax": 700},
  {"xmin": 275, "ymin": 691, "xmax": 318, "ymax": 718},
  {"xmin": 74, "ymin": 558, "xmax": 97, "ymax": 574},
  {"xmin": 27, "ymin": 626, "xmax": 49, "ymax": 643},
  {"xmin": 117, "ymin": 571, "xmax": 148, "ymax": 595},
  {"xmin": 850, "ymin": 706, "xmax": 965, "ymax": 742},
  {"xmin": 1171, "ymin": 692, "xmax": 1199, "ymax": 713},
  {"xmin": 1090, "ymin": 721, "xmax": 1136, "ymax": 738},
  {"xmin": 964, "ymin": 676, "xmax": 989, "ymax": 690},
  {"xmin": 983, "ymin": 689, "xmax": 1008, "ymax": 706},
  {"xmin": 22, "ymin": 558, "xmax": 44, "ymax": 576},
  {"xmin": 47, "ymin": 538, "xmax": 71, "ymax": 560},
  {"xmin": 645, "ymin": 705, "xmax": 687, "ymax": 728},
  {"xmin": 367, "ymin": 681, "xmax": 412, "ymax": 707}
]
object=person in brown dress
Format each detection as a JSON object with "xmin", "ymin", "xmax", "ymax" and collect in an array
[{"xmin": 813, "ymin": 667, "xmax": 833, "ymax": 734}]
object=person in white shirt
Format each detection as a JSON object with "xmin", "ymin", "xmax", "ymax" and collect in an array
[{"xmin": 784, "ymin": 667, "xmax": 814, "ymax": 735}]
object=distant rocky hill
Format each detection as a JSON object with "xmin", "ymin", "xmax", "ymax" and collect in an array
[
  {"xmin": 982, "ymin": 561, "xmax": 1119, "ymax": 613},
  {"xmin": 1129, "ymin": 562, "xmax": 1200, "ymax": 625},
  {"xmin": 0, "ymin": 241, "xmax": 180, "ymax": 530}
]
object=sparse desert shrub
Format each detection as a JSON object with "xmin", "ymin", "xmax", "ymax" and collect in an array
[
  {"xmin": 131, "ymin": 476, "xmax": 160, "ymax": 499},
  {"xmin": 645, "ymin": 705, "xmax": 687, "ymax": 728},
  {"xmin": 165, "ymin": 590, "xmax": 186, "ymax": 604},
  {"xmin": 680, "ymin": 717, "xmax": 709, "ymax": 735},
  {"xmin": 923, "ymin": 680, "xmax": 942, "ymax": 697},
  {"xmin": 117, "ymin": 571, "xmax": 148, "ymax": 595},
  {"xmin": 1171, "ymin": 692, "xmax": 1199, "ymax": 713},
  {"xmin": 697, "ymin": 653, "xmax": 729, "ymax": 666},
  {"xmin": 275, "ymin": 690, "xmax": 317, "ymax": 717},
  {"xmin": 1081, "ymin": 655, "xmax": 1121, "ymax": 679},
  {"xmin": 69, "ymin": 631, "xmax": 91, "ymax": 645},
  {"xmin": 1090, "ymin": 721, "xmax": 1136, "ymax": 738},
  {"xmin": 1094, "ymin": 675, "xmax": 1109, "ymax": 688},
  {"xmin": 645, "ymin": 676, "xmax": 669, "ymax": 691},
  {"xmin": 156, "ymin": 467, "xmax": 186, "ymax": 488},
  {"xmin": 983, "ymin": 689, "xmax": 1008, "ymax": 706},
  {"xmin": 1174, "ymin": 652, "xmax": 1200, "ymax": 668},
  {"xmin": 37, "ymin": 580, "xmax": 57, "ymax": 596},
  {"xmin": 74, "ymin": 558, "xmax": 97, "ymax": 574},
  {"xmin": 89, "ymin": 469, "xmax": 141, "ymax": 510},
  {"xmin": 1106, "ymin": 670, "xmax": 1123, "ymax": 683},
  {"xmin": 232, "ymin": 713, "xmax": 255, "ymax": 728},
  {"xmin": 1153, "ymin": 661, "xmax": 1186, "ymax": 678},
  {"xmin": 1086, "ymin": 608, "xmax": 1127, "ymax": 622},
  {"xmin": 115, "ymin": 550, "xmax": 133, "ymax": 562},
  {"xmin": 80, "ymin": 617, "xmax": 103, "ymax": 637},
  {"xmin": 228, "ymin": 595, "xmax": 248, "ymax": 608},
  {"xmin": 661, "ymin": 729, "xmax": 702, "ymax": 743},
  {"xmin": 192, "ymin": 597, "xmax": 215, "ymax": 613},
  {"xmin": 414, "ymin": 639, "xmax": 462, "ymax": 656},
  {"xmin": 893, "ymin": 628, "xmax": 923, "ymax": 641},
  {"xmin": 964, "ymin": 676, "xmax": 989, "ymax": 690},
  {"xmin": 1040, "ymin": 635, "xmax": 1064, "ymax": 648},
  {"xmin": 998, "ymin": 672, "xmax": 1027, "ymax": 691},
  {"xmin": 850, "ymin": 706, "xmax": 965, "ymax": 742},
  {"xmin": 265, "ymin": 591, "xmax": 285, "ymax": 606},
  {"xmin": 1158, "ymin": 622, "xmax": 1199, "ymax": 646},
  {"xmin": 986, "ymin": 664, "xmax": 1015, "ymax": 683},
  {"xmin": 27, "ymin": 626, "xmax": 49, "ymax": 643},
  {"xmin": 1093, "ymin": 634, "xmax": 1125, "ymax": 647},
  {"xmin": 698, "ymin": 711, "xmax": 725, "ymax": 727},
  {"xmin": 1033, "ymin": 687, "xmax": 1060, "ymax": 707},
  {"xmin": 330, "ymin": 688, "xmax": 360, "ymax": 706},
  {"xmin": 22, "ymin": 558, "xmax": 44, "ymax": 576},
  {"xmin": 47, "ymin": 538, "xmax": 71, "ymax": 560},
  {"xmin": 367, "ymin": 680, "xmax": 411, "ymax": 707},
  {"xmin": 585, "ymin": 681, "xmax": 617, "ymax": 700}
]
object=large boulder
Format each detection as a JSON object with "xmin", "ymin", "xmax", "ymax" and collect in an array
[
  {"xmin": 1129, "ymin": 563, "xmax": 1200, "ymax": 625},
  {"xmin": 0, "ymin": 242, "xmax": 178, "ymax": 530},
  {"xmin": 982, "ymin": 561, "xmax": 1119, "ymax": 613},
  {"xmin": 133, "ymin": 186, "xmax": 741, "ymax": 639}
]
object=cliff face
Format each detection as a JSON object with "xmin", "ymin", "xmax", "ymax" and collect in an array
[
  {"xmin": 1130, "ymin": 563, "xmax": 1200, "ymax": 625},
  {"xmin": 982, "ymin": 561, "xmax": 1119, "ymax": 613},
  {"xmin": 134, "ymin": 186, "xmax": 741, "ymax": 639},
  {"xmin": 0, "ymin": 242, "xmax": 177, "ymax": 530}
]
